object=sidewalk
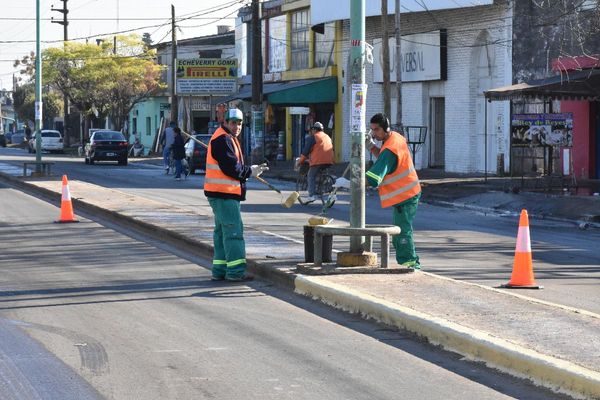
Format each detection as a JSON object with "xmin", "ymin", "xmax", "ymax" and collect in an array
[
  {"xmin": 1, "ymin": 168, "xmax": 599, "ymax": 399},
  {"xmin": 262, "ymin": 161, "xmax": 600, "ymax": 226}
]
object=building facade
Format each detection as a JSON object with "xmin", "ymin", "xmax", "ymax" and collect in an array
[
  {"xmin": 129, "ymin": 28, "xmax": 235, "ymax": 153},
  {"xmin": 317, "ymin": 0, "xmax": 512, "ymax": 173}
]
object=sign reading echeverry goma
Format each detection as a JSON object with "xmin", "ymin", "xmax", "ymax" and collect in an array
[{"xmin": 176, "ymin": 58, "xmax": 238, "ymax": 94}]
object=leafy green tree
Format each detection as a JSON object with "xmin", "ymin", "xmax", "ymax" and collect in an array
[
  {"xmin": 13, "ymin": 82, "xmax": 62, "ymax": 126},
  {"xmin": 15, "ymin": 34, "xmax": 163, "ymax": 139}
]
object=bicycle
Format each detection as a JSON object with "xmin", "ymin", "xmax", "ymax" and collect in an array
[{"xmin": 296, "ymin": 162, "xmax": 336, "ymax": 205}]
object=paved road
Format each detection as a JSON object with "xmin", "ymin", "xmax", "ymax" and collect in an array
[
  {"xmin": 0, "ymin": 182, "xmax": 572, "ymax": 399},
  {"xmin": 2, "ymin": 148, "xmax": 600, "ymax": 315}
]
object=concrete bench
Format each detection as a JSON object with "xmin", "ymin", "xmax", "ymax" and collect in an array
[
  {"xmin": 23, "ymin": 161, "xmax": 54, "ymax": 177},
  {"xmin": 313, "ymin": 224, "xmax": 401, "ymax": 268}
]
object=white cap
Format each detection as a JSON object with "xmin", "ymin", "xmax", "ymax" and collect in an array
[{"xmin": 225, "ymin": 108, "xmax": 244, "ymax": 121}]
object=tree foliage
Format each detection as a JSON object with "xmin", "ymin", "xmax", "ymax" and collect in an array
[
  {"xmin": 15, "ymin": 34, "xmax": 164, "ymax": 135},
  {"xmin": 13, "ymin": 82, "xmax": 62, "ymax": 124}
]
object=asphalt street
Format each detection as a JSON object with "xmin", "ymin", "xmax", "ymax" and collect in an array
[
  {"xmin": 0, "ymin": 182, "xmax": 573, "ymax": 399},
  {"xmin": 2, "ymin": 148, "xmax": 598, "ymax": 314}
]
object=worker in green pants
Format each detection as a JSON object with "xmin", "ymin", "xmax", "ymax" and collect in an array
[
  {"xmin": 335, "ymin": 113, "xmax": 422, "ymax": 269},
  {"xmin": 204, "ymin": 108, "xmax": 268, "ymax": 281}
]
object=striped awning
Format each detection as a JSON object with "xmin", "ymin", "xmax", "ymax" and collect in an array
[{"xmin": 485, "ymin": 69, "xmax": 600, "ymax": 101}]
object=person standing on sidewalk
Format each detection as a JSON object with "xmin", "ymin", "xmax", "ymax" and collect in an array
[
  {"xmin": 294, "ymin": 122, "xmax": 334, "ymax": 203},
  {"xmin": 161, "ymin": 121, "xmax": 177, "ymax": 173},
  {"xmin": 336, "ymin": 113, "xmax": 422, "ymax": 269},
  {"xmin": 172, "ymin": 127, "xmax": 186, "ymax": 180},
  {"xmin": 204, "ymin": 108, "xmax": 268, "ymax": 282}
]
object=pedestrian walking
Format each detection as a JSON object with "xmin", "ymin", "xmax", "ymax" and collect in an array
[
  {"xmin": 172, "ymin": 127, "xmax": 186, "ymax": 180},
  {"xmin": 161, "ymin": 121, "xmax": 177, "ymax": 173},
  {"xmin": 204, "ymin": 108, "xmax": 268, "ymax": 281},
  {"xmin": 335, "ymin": 113, "xmax": 422, "ymax": 269},
  {"xmin": 294, "ymin": 121, "xmax": 334, "ymax": 203}
]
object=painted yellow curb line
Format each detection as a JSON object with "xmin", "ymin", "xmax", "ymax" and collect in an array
[{"xmin": 295, "ymin": 275, "xmax": 600, "ymax": 400}]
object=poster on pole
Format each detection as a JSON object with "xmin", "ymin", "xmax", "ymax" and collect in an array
[
  {"xmin": 350, "ymin": 84, "xmax": 368, "ymax": 132},
  {"xmin": 176, "ymin": 58, "xmax": 238, "ymax": 95}
]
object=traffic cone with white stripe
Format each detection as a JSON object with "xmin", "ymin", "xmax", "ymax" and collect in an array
[
  {"xmin": 56, "ymin": 175, "xmax": 79, "ymax": 223},
  {"xmin": 501, "ymin": 209, "xmax": 542, "ymax": 289}
]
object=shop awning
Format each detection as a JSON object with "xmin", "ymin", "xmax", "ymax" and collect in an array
[
  {"xmin": 485, "ymin": 68, "xmax": 600, "ymax": 101},
  {"xmin": 212, "ymin": 77, "xmax": 338, "ymax": 105}
]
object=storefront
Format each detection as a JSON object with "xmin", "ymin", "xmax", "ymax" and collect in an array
[{"xmin": 485, "ymin": 68, "xmax": 600, "ymax": 180}]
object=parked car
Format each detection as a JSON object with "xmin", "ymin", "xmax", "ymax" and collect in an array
[
  {"xmin": 184, "ymin": 134, "xmax": 210, "ymax": 174},
  {"xmin": 84, "ymin": 130, "xmax": 128, "ymax": 165},
  {"xmin": 10, "ymin": 129, "xmax": 25, "ymax": 144},
  {"xmin": 28, "ymin": 130, "xmax": 64, "ymax": 153}
]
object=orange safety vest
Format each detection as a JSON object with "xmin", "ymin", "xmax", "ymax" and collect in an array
[
  {"xmin": 308, "ymin": 131, "xmax": 334, "ymax": 166},
  {"xmin": 204, "ymin": 127, "xmax": 243, "ymax": 196},
  {"xmin": 377, "ymin": 131, "xmax": 421, "ymax": 208}
]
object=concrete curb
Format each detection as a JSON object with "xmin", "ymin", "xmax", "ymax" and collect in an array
[
  {"xmin": 295, "ymin": 276, "xmax": 600, "ymax": 400},
  {"xmin": 2, "ymin": 172, "xmax": 600, "ymax": 399}
]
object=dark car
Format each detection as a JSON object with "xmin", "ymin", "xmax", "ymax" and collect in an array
[
  {"xmin": 84, "ymin": 130, "xmax": 128, "ymax": 165},
  {"xmin": 184, "ymin": 134, "xmax": 210, "ymax": 174}
]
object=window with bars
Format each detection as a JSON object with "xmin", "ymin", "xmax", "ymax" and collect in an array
[{"xmin": 291, "ymin": 9, "xmax": 309, "ymax": 70}]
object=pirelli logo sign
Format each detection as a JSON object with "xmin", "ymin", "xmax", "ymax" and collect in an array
[{"xmin": 176, "ymin": 58, "xmax": 238, "ymax": 94}]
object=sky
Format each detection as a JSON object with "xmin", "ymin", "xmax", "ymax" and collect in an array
[{"xmin": 0, "ymin": 0, "xmax": 249, "ymax": 90}]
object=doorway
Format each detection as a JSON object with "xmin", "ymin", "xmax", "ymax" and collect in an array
[{"xmin": 430, "ymin": 97, "xmax": 445, "ymax": 168}]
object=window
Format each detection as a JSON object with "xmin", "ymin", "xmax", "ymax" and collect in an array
[
  {"xmin": 146, "ymin": 117, "xmax": 152, "ymax": 138},
  {"xmin": 314, "ymin": 22, "xmax": 335, "ymax": 68},
  {"xmin": 291, "ymin": 10, "xmax": 309, "ymax": 70}
]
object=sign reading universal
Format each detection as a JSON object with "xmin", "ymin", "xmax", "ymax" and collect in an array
[
  {"xmin": 373, "ymin": 30, "xmax": 447, "ymax": 83},
  {"xmin": 176, "ymin": 58, "xmax": 238, "ymax": 95}
]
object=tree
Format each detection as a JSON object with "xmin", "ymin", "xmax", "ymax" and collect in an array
[
  {"xmin": 15, "ymin": 34, "xmax": 163, "ymax": 140},
  {"xmin": 142, "ymin": 33, "xmax": 153, "ymax": 49},
  {"xmin": 13, "ymin": 82, "xmax": 62, "ymax": 126}
]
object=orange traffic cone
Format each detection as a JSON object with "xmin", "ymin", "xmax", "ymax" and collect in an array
[
  {"xmin": 56, "ymin": 175, "xmax": 79, "ymax": 223},
  {"xmin": 501, "ymin": 209, "xmax": 542, "ymax": 289}
]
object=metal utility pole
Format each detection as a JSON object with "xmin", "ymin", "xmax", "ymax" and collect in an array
[
  {"xmin": 349, "ymin": 0, "xmax": 366, "ymax": 251},
  {"xmin": 35, "ymin": 0, "xmax": 43, "ymax": 171},
  {"xmin": 251, "ymin": 0, "xmax": 264, "ymax": 163},
  {"xmin": 395, "ymin": 0, "xmax": 403, "ymax": 131},
  {"xmin": 51, "ymin": 0, "xmax": 69, "ymax": 145},
  {"xmin": 381, "ymin": 0, "xmax": 391, "ymax": 118},
  {"xmin": 171, "ymin": 4, "xmax": 178, "ymax": 124}
]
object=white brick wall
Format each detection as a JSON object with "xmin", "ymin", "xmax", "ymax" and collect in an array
[{"xmin": 339, "ymin": 3, "xmax": 512, "ymax": 173}]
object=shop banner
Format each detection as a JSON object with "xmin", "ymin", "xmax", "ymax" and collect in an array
[
  {"xmin": 511, "ymin": 113, "xmax": 573, "ymax": 147},
  {"xmin": 176, "ymin": 58, "xmax": 238, "ymax": 95},
  {"xmin": 351, "ymin": 84, "xmax": 368, "ymax": 132}
]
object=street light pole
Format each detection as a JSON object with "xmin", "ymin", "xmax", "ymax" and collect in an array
[
  {"xmin": 349, "ymin": 0, "xmax": 366, "ymax": 251},
  {"xmin": 35, "ymin": 0, "xmax": 43, "ymax": 171}
]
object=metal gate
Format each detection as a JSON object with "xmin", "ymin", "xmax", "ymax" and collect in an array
[{"xmin": 429, "ymin": 98, "xmax": 445, "ymax": 168}]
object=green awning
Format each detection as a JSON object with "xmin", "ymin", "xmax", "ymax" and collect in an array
[{"xmin": 267, "ymin": 77, "xmax": 338, "ymax": 105}]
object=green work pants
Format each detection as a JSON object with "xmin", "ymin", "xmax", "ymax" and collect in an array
[
  {"xmin": 392, "ymin": 193, "xmax": 421, "ymax": 267},
  {"xmin": 208, "ymin": 198, "xmax": 247, "ymax": 279}
]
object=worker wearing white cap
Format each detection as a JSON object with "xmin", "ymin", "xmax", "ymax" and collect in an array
[{"xmin": 204, "ymin": 108, "xmax": 268, "ymax": 281}]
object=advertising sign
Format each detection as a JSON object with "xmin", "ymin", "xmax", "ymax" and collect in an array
[
  {"xmin": 511, "ymin": 113, "xmax": 573, "ymax": 147},
  {"xmin": 176, "ymin": 58, "xmax": 238, "ymax": 95},
  {"xmin": 268, "ymin": 15, "xmax": 287, "ymax": 73},
  {"xmin": 373, "ymin": 30, "xmax": 447, "ymax": 82}
]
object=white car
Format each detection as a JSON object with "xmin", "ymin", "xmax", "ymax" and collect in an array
[{"xmin": 28, "ymin": 130, "xmax": 64, "ymax": 153}]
